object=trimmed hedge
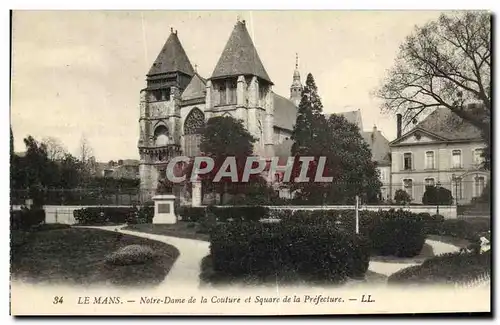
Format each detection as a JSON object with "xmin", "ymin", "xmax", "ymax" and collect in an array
[
  {"xmin": 11, "ymin": 208, "xmax": 45, "ymax": 230},
  {"xmin": 74, "ymin": 207, "xmax": 153, "ymax": 225},
  {"xmin": 210, "ymin": 222, "xmax": 370, "ymax": 282},
  {"xmin": 273, "ymin": 209, "xmax": 426, "ymax": 257},
  {"xmin": 178, "ymin": 206, "xmax": 270, "ymax": 223},
  {"xmin": 429, "ymin": 218, "xmax": 490, "ymax": 241},
  {"xmin": 388, "ymin": 251, "xmax": 491, "ymax": 286},
  {"xmin": 177, "ymin": 206, "xmax": 206, "ymax": 222},
  {"xmin": 207, "ymin": 206, "xmax": 269, "ymax": 222}
]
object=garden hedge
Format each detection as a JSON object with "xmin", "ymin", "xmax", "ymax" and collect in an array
[
  {"xmin": 178, "ymin": 206, "xmax": 270, "ymax": 223},
  {"xmin": 387, "ymin": 251, "xmax": 491, "ymax": 286},
  {"xmin": 428, "ymin": 218, "xmax": 490, "ymax": 241},
  {"xmin": 74, "ymin": 206, "xmax": 153, "ymax": 225},
  {"xmin": 209, "ymin": 221, "xmax": 370, "ymax": 282},
  {"xmin": 273, "ymin": 209, "xmax": 426, "ymax": 257},
  {"xmin": 10, "ymin": 208, "xmax": 46, "ymax": 230},
  {"xmin": 177, "ymin": 206, "xmax": 206, "ymax": 222}
]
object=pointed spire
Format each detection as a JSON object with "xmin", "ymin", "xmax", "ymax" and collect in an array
[
  {"xmin": 210, "ymin": 20, "xmax": 272, "ymax": 84},
  {"xmin": 290, "ymin": 53, "xmax": 302, "ymax": 106},
  {"xmin": 147, "ymin": 30, "xmax": 195, "ymax": 77}
]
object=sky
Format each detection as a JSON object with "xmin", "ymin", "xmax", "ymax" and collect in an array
[{"xmin": 11, "ymin": 10, "xmax": 448, "ymax": 162}]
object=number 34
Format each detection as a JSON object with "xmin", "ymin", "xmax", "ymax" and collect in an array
[{"xmin": 53, "ymin": 296, "xmax": 64, "ymax": 304}]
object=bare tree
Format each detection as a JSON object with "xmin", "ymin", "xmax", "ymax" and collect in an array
[
  {"xmin": 78, "ymin": 134, "xmax": 98, "ymax": 179},
  {"xmin": 79, "ymin": 134, "xmax": 94, "ymax": 165},
  {"xmin": 42, "ymin": 136, "xmax": 68, "ymax": 161},
  {"xmin": 375, "ymin": 11, "xmax": 491, "ymax": 135}
]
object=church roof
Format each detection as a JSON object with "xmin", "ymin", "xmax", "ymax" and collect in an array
[
  {"xmin": 181, "ymin": 73, "xmax": 207, "ymax": 100},
  {"xmin": 148, "ymin": 30, "xmax": 195, "ymax": 77},
  {"xmin": 210, "ymin": 21, "xmax": 273, "ymax": 84},
  {"xmin": 273, "ymin": 92, "xmax": 297, "ymax": 131},
  {"xmin": 327, "ymin": 110, "xmax": 363, "ymax": 130},
  {"xmin": 362, "ymin": 129, "xmax": 391, "ymax": 166}
]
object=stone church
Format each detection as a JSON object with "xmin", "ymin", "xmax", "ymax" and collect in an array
[{"xmin": 138, "ymin": 19, "xmax": 303, "ymax": 203}]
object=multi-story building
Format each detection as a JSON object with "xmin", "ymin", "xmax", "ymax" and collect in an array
[{"xmin": 389, "ymin": 106, "xmax": 489, "ymax": 204}]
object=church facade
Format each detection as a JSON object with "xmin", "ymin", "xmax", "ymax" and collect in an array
[{"xmin": 138, "ymin": 20, "xmax": 302, "ymax": 201}]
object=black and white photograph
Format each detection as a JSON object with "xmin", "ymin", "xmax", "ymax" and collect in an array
[{"xmin": 9, "ymin": 9, "xmax": 492, "ymax": 315}]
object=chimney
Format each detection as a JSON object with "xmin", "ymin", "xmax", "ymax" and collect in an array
[{"xmin": 396, "ymin": 114, "xmax": 402, "ymax": 138}]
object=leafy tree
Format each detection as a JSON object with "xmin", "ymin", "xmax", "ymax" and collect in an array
[
  {"xmin": 376, "ymin": 12, "xmax": 491, "ymax": 168},
  {"xmin": 290, "ymin": 73, "xmax": 382, "ymax": 204},
  {"xmin": 422, "ymin": 186, "xmax": 453, "ymax": 205},
  {"xmin": 184, "ymin": 115, "xmax": 277, "ymax": 204},
  {"xmin": 394, "ymin": 189, "xmax": 412, "ymax": 205},
  {"xmin": 291, "ymin": 73, "xmax": 324, "ymax": 156}
]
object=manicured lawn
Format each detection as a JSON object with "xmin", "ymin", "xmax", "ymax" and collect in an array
[
  {"xmin": 124, "ymin": 223, "xmax": 210, "ymax": 242},
  {"xmin": 11, "ymin": 227, "xmax": 180, "ymax": 288}
]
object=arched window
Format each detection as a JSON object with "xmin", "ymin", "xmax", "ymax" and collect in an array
[
  {"xmin": 184, "ymin": 108, "xmax": 205, "ymax": 157},
  {"xmin": 154, "ymin": 125, "xmax": 169, "ymax": 146}
]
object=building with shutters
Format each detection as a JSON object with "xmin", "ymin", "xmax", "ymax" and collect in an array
[{"xmin": 389, "ymin": 105, "xmax": 489, "ymax": 204}]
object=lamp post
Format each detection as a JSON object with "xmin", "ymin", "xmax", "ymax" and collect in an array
[
  {"xmin": 436, "ymin": 180, "xmax": 441, "ymax": 215},
  {"xmin": 452, "ymin": 173, "xmax": 456, "ymax": 205}
]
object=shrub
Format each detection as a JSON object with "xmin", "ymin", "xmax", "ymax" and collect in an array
[
  {"xmin": 388, "ymin": 251, "xmax": 491, "ymax": 286},
  {"xmin": 417, "ymin": 213, "xmax": 445, "ymax": 235},
  {"xmin": 74, "ymin": 207, "xmax": 153, "ymax": 225},
  {"xmin": 273, "ymin": 209, "xmax": 425, "ymax": 257},
  {"xmin": 136, "ymin": 207, "xmax": 154, "ymax": 224},
  {"xmin": 368, "ymin": 210, "xmax": 425, "ymax": 257},
  {"xmin": 209, "ymin": 222, "xmax": 370, "ymax": 282},
  {"xmin": 178, "ymin": 206, "xmax": 206, "ymax": 222},
  {"xmin": 104, "ymin": 244, "xmax": 156, "ymax": 266},
  {"xmin": 32, "ymin": 223, "xmax": 71, "ymax": 231},
  {"xmin": 394, "ymin": 189, "xmax": 411, "ymax": 205},
  {"xmin": 430, "ymin": 218, "xmax": 490, "ymax": 241},
  {"xmin": 198, "ymin": 210, "xmax": 218, "ymax": 234},
  {"xmin": 10, "ymin": 208, "xmax": 45, "ymax": 231},
  {"xmin": 422, "ymin": 186, "xmax": 453, "ymax": 205},
  {"xmin": 207, "ymin": 206, "xmax": 270, "ymax": 222}
]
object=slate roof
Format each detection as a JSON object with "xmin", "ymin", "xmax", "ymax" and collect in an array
[
  {"xmin": 181, "ymin": 73, "xmax": 207, "ymax": 100},
  {"xmin": 273, "ymin": 92, "xmax": 297, "ymax": 131},
  {"xmin": 362, "ymin": 129, "xmax": 391, "ymax": 165},
  {"xmin": 325, "ymin": 110, "xmax": 363, "ymax": 130},
  {"xmin": 414, "ymin": 106, "xmax": 483, "ymax": 140},
  {"xmin": 211, "ymin": 21, "xmax": 272, "ymax": 84},
  {"xmin": 148, "ymin": 31, "xmax": 195, "ymax": 77}
]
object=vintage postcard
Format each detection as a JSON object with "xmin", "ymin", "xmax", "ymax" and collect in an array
[{"xmin": 10, "ymin": 10, "xmax": 491, "ymax": 316}]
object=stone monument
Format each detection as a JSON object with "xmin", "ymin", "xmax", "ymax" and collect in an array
[{"xmin": 152, "ymin": 179, "xmax": 177, "ymax": 224}]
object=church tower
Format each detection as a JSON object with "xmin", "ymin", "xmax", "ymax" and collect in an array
[
  {"xmin": 290, "ymin": 53, "xmax": 303, "ymax": 106},
  {"xmin": 205, "ymin": 19, "xmax": 275, "ymax": 158},
  {"xmin": 138, "ymin": 28, "xmax": 195, "ymax": 199}
]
